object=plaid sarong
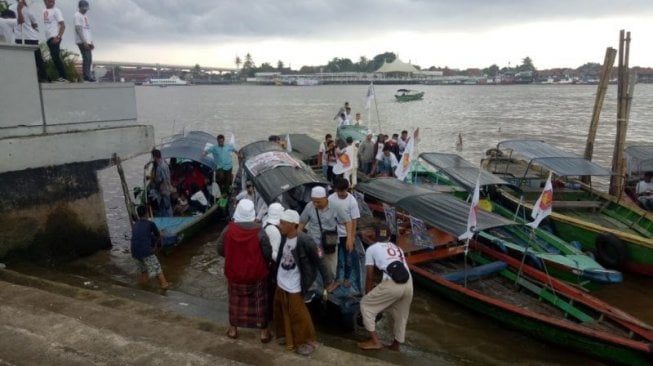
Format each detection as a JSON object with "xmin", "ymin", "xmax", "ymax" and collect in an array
[{"xmin": 228, "ymin": 280, "xmax": 269, "ymax": 328}]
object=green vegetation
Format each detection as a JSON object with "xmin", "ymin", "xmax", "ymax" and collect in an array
[{"xmin": 40, "ymin": 44, "xmax": 80, "ymax": 82}]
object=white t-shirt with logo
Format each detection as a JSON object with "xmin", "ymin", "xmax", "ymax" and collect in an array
[
  {"xmin": 365, "ymin": 241, "xmax": 409, "ymax": 281},
  {"xmin": 12, "ymin": 4, "xmax": 40, "ymax": 41},
  {"xmin": 277, "ymin": 237, "xmax": 301, "ymax": 293},
  {"xmin": 43, "ymin": 7, "xmax": 64, "ymax": 40},
  {"xmin": 73, "ymin": 11, "xmax": 92, "ymax": 44},
  {"xmin": 328, "ymin": 192, "xmax": 360, "ymax": 237}
]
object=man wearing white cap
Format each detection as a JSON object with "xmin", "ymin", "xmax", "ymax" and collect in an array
[
  {"xmin": 299, "ymin": 186, "xmax": 354, "ymax": 279},
  {"xmin": 217, "ymin": 199, "xmax": 273, "ymax": 342},
  {"xmin": 274, "ymin": 209, "xmax": 336, "ymax": 356}
]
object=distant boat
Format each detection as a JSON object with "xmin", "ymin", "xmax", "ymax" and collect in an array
[
  {"xmin": 147, "ymin": 75, "xmax": 189, "ymax": 86},
  {"xmin": 395, "ymin": 89, "xmax": 424, "ymax": 102},
  {"xmin": 295, "ymin": 78, "xmax": 320, "ymax": 86}
]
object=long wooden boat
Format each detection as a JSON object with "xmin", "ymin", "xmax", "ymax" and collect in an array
[
  {"xmin": 237, "ymin": 139, "xmax": 367, "ymax": 329},
  {"xmin": 481, "ymin": 139, "xmax": 653, "ymax": 275},
  {"xmin": 356, "ymin": 178, "xmax": 653, "ymax": 365},
  {"xmin": 394, "ymin": 88, "xmax": 424, "ymax": 102},
  {"xmin": 147, "ymin": 131, "xmax": 222, "ymax": 248},
  {"xmin": 405, "ymin": 154, "xmax": 623, "ymax": 288}
]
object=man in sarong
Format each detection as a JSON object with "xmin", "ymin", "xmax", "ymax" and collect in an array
[
  {"xmin": 217, "ymin": 199, "xmax": 273, "ymax": 342},
  {"xmin": 274, "ymin": 209, "xmax": 337, "ymax": 356}
]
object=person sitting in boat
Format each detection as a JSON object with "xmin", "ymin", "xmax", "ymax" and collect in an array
[
  {"xmin": 371, "ymin": 146, "xmax": 399, "ymax": 178},
  {"xmin": 354, "ymin": 112, "xmax": 363, "ymax": 126},
  {"xmin": 174, "ymin": 191, "xmax": 189, "ymax": 215},
  {"xmin": 189, "ymin": 183, "xmax": 208, "ymax": 214},
  {"xmin": 337, "ymin": 112, "xmax": 350, "ymax": 127},
  {"xmin": 636, "ymin": 172, "xmax": 653, "ymax": 210},
  {"xmin": 236, "ymin": 181, "xmax": 268, "ymax": 222}
]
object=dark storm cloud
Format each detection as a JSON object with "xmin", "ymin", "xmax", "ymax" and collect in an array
[{"xmin": 47, "ymin": 0, "xmax": 653, "ymax": 43}]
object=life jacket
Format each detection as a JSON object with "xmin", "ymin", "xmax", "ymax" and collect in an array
[{"xmin": 223, "ymin": 222, "xmax": 268, "ymax": 284}]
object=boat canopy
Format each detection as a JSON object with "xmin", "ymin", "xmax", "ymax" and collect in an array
[
  {"xmin": 357, "ymin": 178, "xmax": 514, "ymax": 237},
  {"xmin": 283, "ymin": 133, "xmax": 320, "ymax": 163},
  {"xmin": 159, "ymin": 130, "xmax": 218, "ymax": 169},
  {"xmin": 496, "ymin": 139, "xmax": 614, "ymax": 177},
  {"xmin": 240, "ymin": 140, "xmax": 327, "ymax": 204},
  {"xmin": 419, "ymin": 152, "xmax": 520, "ymax": 192},
  {"xmin": 625, "ymin": 145, "xmax": 653, "ymax": 176}
]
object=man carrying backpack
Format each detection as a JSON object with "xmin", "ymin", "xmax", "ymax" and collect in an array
[{"xmin": 358, "ymin": 224, "xmax": 413, "ymax": 351}]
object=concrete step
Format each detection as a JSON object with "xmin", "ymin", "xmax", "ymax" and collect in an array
[{"xmin": 0, "ymin": 269, "xmax": 392, "ymax": 366}]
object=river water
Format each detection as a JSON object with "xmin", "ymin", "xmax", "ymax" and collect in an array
[{"xmin": 84, "ymin": 84, "xmax": 653, "ymax": 365}]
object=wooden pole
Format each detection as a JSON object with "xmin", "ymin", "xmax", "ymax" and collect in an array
[
  {"xmin": 582, "ymin": 47, "xmax": 617, "ymax": 184},
  {"xmin": 610, "ymin": 31, "xmax": 632, "ymax": 197},
  {"xmin": 113, "ymin": 153, "xmax": 136, "ymax": 226}
]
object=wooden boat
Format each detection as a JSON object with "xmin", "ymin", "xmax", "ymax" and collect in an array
[
  {"xmin": 407, "ymin": 153, "xmax": 622, "ymax": 288},
  {"xmin": 356, "ymin": 178, "xmax": 653, "ymax": 365},
  {"xmin": 147, "ymin": 131, "xmax": 222, "ymax": 248},
  {"xmin": 481, "ymin": 139, "xmax": 653, "ymax": 275},
  {"xmin": 237, "ymin": 139, "xmax": 367, "ymax": 328},
  {"xmin": 336, "ymin": 124, "xmax": 369, "ymax": 145},
  {"xmin": 394, "ymin": 88, "xmax": 424, "ymax": 102}
]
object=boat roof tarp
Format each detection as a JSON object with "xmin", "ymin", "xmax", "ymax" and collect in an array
[
  {"xmin": 357, "ymin": 178, "xmax": 514, "ymax": 237},
  {"xmin": 240, "ymin": 140, "xmax": 327, "ymax": 204},
  {"xmin": 496, "ymin": 139, "xmax": 614, "ymax": 177},
  {"xmin": 375, "ymin": 58, "xmax": 419, "ymax": 73},
  {"xmin": 285, "ymin": 133, "xmax": 320, "ymax": 162},
  {"xmin": 625, "ymin": 145, "xmax": 653, "ymax": 175},
  {"xmin": 159, "ymin": 130, "xmax": 218, "ymax": 169},
  {"xmin": 419, "ymin": 152, "xmax": 520, "ymax": 192}
]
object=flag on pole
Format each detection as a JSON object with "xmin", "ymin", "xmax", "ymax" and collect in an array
[
  {"xmin": 459, "ymin": 174, "xmax": 481, "ymax": 240},
  {"xmin": 229, "ymin": 133, "xmax": 236, "ymax": 149},
  {"xmin": 527, "ymin": 172, "xmax": 554, "ymax": 229},
  {"xmin": 285, "ymin": 134, "xmax": 293, "ymax": 153},
  {"xmin": 365, "ymin": 82, "xmax": 375, "ymax": 111},
  {"xmin": 394, "ymin": 128, "xmax": 418, "ymax": 181}
]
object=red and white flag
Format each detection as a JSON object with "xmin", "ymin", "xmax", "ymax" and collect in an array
[
  {"xmin": 459, "ymin": 174, "xmax": 480, "ymax": 240},
  {"xmin": 527, "ymin": 172, "xmax": 554, "ymax": 229}
]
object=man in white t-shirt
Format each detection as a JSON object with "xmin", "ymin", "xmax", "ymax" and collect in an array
[
  {"xmin": 74, "ymin": 0, "xmax": 94, "ymax": 82},
  {"xmin": 371, "ymin": 145, "xmax": 399, "ymax": 178},
  {"xmin": 636, "ymin": 172, "xmax": 653, "ymax": 210},
  {"xmin": 0, "ymin": 10, "xmax": 16, "ymax": 44},
  {"xmin": 318, "ymin": 134, "xmax": 332, "ymax": 179},
  {"xmin": 43, "ymin": 0, "xmax": 68, "ymax": 82},
  {"xmin": 358, "ymin": 225, "xmax": 413, "ymax": 352},
  {"xmin": 12, "ymin": 1, "xmax": 48, "ymax": 82},
  {"xmin": 328, "ymin": 177, "xmax": 360, "ymax": 288}
]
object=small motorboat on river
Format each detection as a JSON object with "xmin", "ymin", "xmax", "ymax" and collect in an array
[{"xmin": 394, "ymin": 89, "xmax": 424, "ymax": 102}]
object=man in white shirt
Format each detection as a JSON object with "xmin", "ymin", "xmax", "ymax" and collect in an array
[
  {"xmin": 0, "ymin": 10, "xmax": 16, "ymax": 44},
  {"xmin": 358, "ymin": 225, "xmax": 413, "ymax": 352},
  {"xmin": 636, "ymin": 172, "xmax": 653, "ymax": 210},
  {"xmin": 12, "ymin": 1, "xmax": 48, "ymax": 82},
  {"xmin": 43, "ymin": 0, "xmax": 68, "ymax": 82},
  {"xmin": 328, "ymin": 177, "xmax": 360, "ymax": 288},
  {"xmin": 318, "ymin": 134, "xmax": 332, "ymax": 179},
  {"xmin": 74, "ymin": 0, "xmax": 94, "ymax": 81},
  {"xmin": 371, "ymin": 145, "xmax": 399, "ymax": 177}
]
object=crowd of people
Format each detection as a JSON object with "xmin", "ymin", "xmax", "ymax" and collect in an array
[
  {"xmin": 131, "ymin": 131, "xmax": 414, "ymax": 357},
  {"xmin": 0, "ymin": 0, "xmax": 95, "ymax": 82}
]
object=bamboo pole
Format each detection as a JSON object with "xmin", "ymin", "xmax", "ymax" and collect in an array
[
  {"xmin": 610, "ymin": 31, "xmax": 632, "ymax": 196},
  {"xmin": 113, "ymin": 153, "xmax": 136, "ymax": 226},
  {"xmin": 582, "ymin": 47, "xmax": 616, "ymax": 185}
]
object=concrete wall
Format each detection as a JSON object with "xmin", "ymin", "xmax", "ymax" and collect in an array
[{"xmin": 0, "ymin": 45, "xmax": 154, "ymax": 261}]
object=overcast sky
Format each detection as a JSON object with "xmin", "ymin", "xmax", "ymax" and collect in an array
[{"xmin": 19, "ymin": 0, "xmax": 653, "ymax": 70}]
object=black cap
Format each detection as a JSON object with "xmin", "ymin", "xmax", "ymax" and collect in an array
[{"xmin": 79, "ymin": 0, "xmax": 89, "ymax": 8}]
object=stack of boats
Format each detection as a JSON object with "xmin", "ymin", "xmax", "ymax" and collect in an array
[{"xmin": 148, "ymin": 131, "xmax": 653, "ymax": 364}]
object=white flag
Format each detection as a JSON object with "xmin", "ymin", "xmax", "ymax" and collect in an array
[
  {"xmin": 527, "ymin": 172, "xmax": 553, "ymax": 229},
  {"xmin": 459, "ymin": 174, "xmax": 481, "ymax": 240},
  {"xmin": 285, "ymin": 134, "xmax": 293, "ymax": 153},
  {"xmin": 365, "ymin": 82, "xmax": 375, "ymax": 110},
  {"xmin": 229, "ymin": 133, "xmax": 236, "ymax": 149},
  {"xmin": 394, "ymin": 129, "xmax": 417, "ymax": 181},
  {"xmin": 332, "ymin": 145, "xmax": 354, "ymax": 175}
]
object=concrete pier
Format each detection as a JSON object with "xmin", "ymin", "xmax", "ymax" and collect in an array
[{"xmin": 0, "ymin": 45, "xmax": 153, "ymax": 260}]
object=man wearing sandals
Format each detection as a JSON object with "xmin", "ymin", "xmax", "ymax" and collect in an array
[
  {"xmin": 358, "ymin": 225, "xmax": 413, "ymax": 351},
  {"xmin": 274, "ymin": 209, "xmax": 338, "ymax": 356},
  {"xmin": 217, "ymin": 199, "xmax": 273, "ymax": 343}
]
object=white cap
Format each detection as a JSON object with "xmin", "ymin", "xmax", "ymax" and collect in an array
[
  {"xmin": 263, "ymin": 203, "xmax": 284, "ymax": 226},
  {"xmin": 311, "ymin": 186, "xmax": 327, "ymax": 198},
  {"xmin": 233, "ymin": 199, "xmax": 255, "ymax": 222},
  {"xmin": 280, "ymin": 209, "xmax": 300, "ymax": 224}
]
